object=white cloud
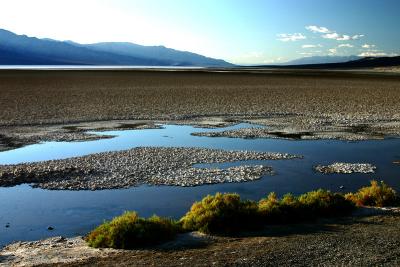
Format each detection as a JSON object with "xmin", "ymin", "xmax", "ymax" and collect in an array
[
  {"xmin": 306, "ymin": 25, "xmax": 365, "ymax": 41},
  {"xmin": 231, "ymin": 52, "xmax": 287, "ymax": 65},
  {"xmin": 338, "ymin": 44, "xmax": 354, "ymax": 48},
  {"xmin": 302, "ymin": 44, "xmax": 323, "ymax": 48},
  {"xmin": 322, "ymin": 33, "xmax": 363, "ymax": 41},
  {"xmin": 298, "ymin": 50, "xmax": 322, "ymax": 55},
  {"xmin": 358, "ymin": 52, "xmax": 398, "ymax": 57},
  {"xmin": 300, "ymin": 52, "xmax": 313, "ymax": 56},
  {"xmin": 322, "ymin": 33, "xmax": 341, "ymax": 40},
  {"xmin": 352, "ymin": 34, "xmax": 364, "ymax": 40},
  {"xmin": 362, "ymin": 44, "xmax": 376, "ymax": 49},
  {"xmin": 261, "ymin": 57, "xmax": 287, "ymax": 64},
  {"xmin": 328, "ymin": 48, "xmax": 337, "ymax": 55},
  {"xmin": 277, "ymin": 33, "xmax": 306, "ymax": 42},
  {"xmin": 305, "ymin": 25, "xmax": 331, "ymax": 34}
]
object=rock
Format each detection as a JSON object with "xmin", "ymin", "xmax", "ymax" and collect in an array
[
  {"xmin": 47, "ymin": 226, "xmax": 54, "ymax": 231},
  {"xmin": 315, "ymin": 163, "xmax": 376, "ymax": 174}
]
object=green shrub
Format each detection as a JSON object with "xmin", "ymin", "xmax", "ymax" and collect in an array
[
  {"xmin": 298, "ymin": 189, "xmax": 355, "ymax": 217},
  {"xmin": 85, "ymin": 181, "xmax": 398, "ymax": 249},
  {"xmin": 86, "ymin": 211, "xmax": 181, "ymax": 249},
  {"xmin": 258, "ymin": 192, "xmax": 288, "ymax": 223},
  {"xmin": 180, "ymin": 193, "xmax": 261, "ymax": 234},
  {"xmin": 259, "ymin": 190, "xmax": 354, "ymax": 223},
  {"xmin": 345, "ymin": 180, "xmax": 398, "ymax": 207}
]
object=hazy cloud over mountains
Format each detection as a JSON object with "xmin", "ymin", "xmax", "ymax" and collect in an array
[{"xmin": 277, "ymin": 33, "xmax": 306, "ymax": 42}]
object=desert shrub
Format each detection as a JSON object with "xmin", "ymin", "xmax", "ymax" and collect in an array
[
  {"xmin": 180, "ymin": 193, "xmax": 262, "ymax": 234},
  {"xmin": 259, "ymin": 190, "xmax": 354, "ymax": 223},
  {"xmin": 275, "ymin": 193, "xmax": 304, "ymax": 221},
  {"xmin": 298, "ymin": 189, "xmax": 355, "ymax": 217},
  {"xmin": 258, "ymin": 192, "xmax": 288, "ymax": 223},
  {"xmin": 86, "ymin": 211, "xmax": 181, "ymax": 249},
  {"xmin": 345, "ymin": 180, "xmax": 398, "ymax": 207},
  {"xmin": 86, "ymin": 182, "xmax": 398, "ymax": 248},
  {"xmin": 258, "ymin": 192, "xmax": 280, "ymax": 214}
]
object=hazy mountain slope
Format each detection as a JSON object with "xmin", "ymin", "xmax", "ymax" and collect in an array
[
  {"xmin": 85, "ymin": 42, "xmax": 232, "ymax": 67},
  {"xmin": 282, "ymin": 56, "xmax": 400, "ymax": 69},
  {"xmin": 254, "ymin": 56, "xmax": 400, "ymax": 69},
  {"xmin": 284, "ymin": 56, "xmax": 361, "ymax": 65},
  {"xmin": 0, "ymin": 29, "xmax": 232, "ymax": 66},
  {"xmin": 0, "ymin": 29, "xmax": 171, "ymax": 65}
]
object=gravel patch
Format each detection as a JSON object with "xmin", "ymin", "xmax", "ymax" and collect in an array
[
  {"xmin": 192, "ymin": 127, "xmax": 314, "ymax": 140},
  {"xmin": 1, "ymin": 70, "xmax": 400, "ymax": 129},
  {"xmin": 0, "ymin": 236, "xmax": 120, "ymax": 266},
  {"xmin": 314, "ymin": 162, "xmax": 377, "ymax": 174},
  {"xmin": 0, "ymin": 147, "xmax": 300, "ymax": 190},
  {"xmin": 0, "ymin": 120, "xmax": 162, "ymax": 152},
  {"xmin": 191, "ymin": 120, "xmax": 399, "ymax": 141}
]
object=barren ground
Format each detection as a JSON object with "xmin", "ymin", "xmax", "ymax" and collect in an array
[
  {"xmin": 1, "ymin": 69, "xmax": 400, "ymax": 149},
  {"xmin": 1, "ymin": 210, "xmax": 399, "ymax": 267},
  {"xmin": 1, "ymin": 69, "xmax": 400, "ymax": 126}
]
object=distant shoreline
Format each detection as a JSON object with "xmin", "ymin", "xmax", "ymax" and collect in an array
[
  {"xmin": 0, "ymin": 65, "xmax": 207, "ymax": 70},
  {"xmin": 0, "ymin": 66, "xmax": 399, "ymax": 76}
]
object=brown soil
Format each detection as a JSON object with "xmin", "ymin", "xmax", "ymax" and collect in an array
[
  {"xmin": 1, "ymin": 69, "xmax": 400, "ymax": 126},
  {"xmin": 4, "ymin": 212, "xmax": 397, "ymax": 267},
  {"xmin": 1, "ymin": 69, "xmax": 400, "ymax": 150}
]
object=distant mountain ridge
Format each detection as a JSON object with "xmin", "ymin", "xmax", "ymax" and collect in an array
[
  {"xmin": 283, "ymin": 55, "xmax": 361, "ymax": 65},
  {"xmin": 0, "ymin": 29, "xmax": 232, "ymax": 67},
  {"xmin": 287, "ymin": 56, "xmax": 400, "ymax": 69},
  {"xmin": 257, "ymin": 56, "xmax": 400, "ymax": 69}
]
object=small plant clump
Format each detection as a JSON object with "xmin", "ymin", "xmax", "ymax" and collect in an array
[
  {"xmin": 86, "ymin": 211, "xmax": 180, "ymax": 249},
  {"xmin": 298, "ymin": 189, "xmax": 355, "ymax": 217},
  {"xmin": 258, "ymin": 190, "xmax": 355, "ymax": 223},
  {"xmin": 180, "ymin": 193, "xmax": 262, "ymax": 234},
  {"xmin": 86, "ymin": 181, "xmax": 398, "ymax": 249},
  {"xmin": 345, "ymin": 180, "xmax": 398, "ymax": 207}
]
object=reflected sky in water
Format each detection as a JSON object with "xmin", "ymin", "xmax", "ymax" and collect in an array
[{"xmin": 0, "ymin": 124, "xmax": 399, "ymax": 246}]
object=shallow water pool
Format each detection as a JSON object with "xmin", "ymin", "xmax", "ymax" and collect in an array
[{"xmin": 0, "ymin": 124, "xmax": 399, "ymax": 246}]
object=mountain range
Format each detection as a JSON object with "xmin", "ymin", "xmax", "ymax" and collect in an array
[
  {"xmin": 1, "ymin": 29, "xmax": 399, "ymax": 68},
  {"xmin": 277, "ymin": 56, "xmax": 400, "ymax": 69},
  {"xmin": 283, "ymin": 55, "xmax": 361, "ymax": 65},
  {"xmin": 0, "ymin": 29, "xmax": 232, "ymax": 67}
]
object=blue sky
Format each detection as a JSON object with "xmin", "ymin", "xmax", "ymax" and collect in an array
[{"xmin": 0, "ymin": 0, "xmax": 399, "ymax": 64}]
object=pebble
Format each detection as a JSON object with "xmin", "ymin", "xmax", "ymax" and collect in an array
[
  {"xmin": 315, "ymin": 163, "xmax": 376, "ymax": 174},
  {"xmin": 0, "ymin": 147, "xmax": 301, "ymax": 190},
  {"xmin": 192, "ymin": 126, "xmax": 385, "ymax": 141}
]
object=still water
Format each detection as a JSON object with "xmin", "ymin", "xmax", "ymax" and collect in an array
[{"xmin": 0, "ymin": 124, "xmax": 399, "ymax": 246}]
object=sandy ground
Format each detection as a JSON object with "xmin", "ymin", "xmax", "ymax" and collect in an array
[
  {"xmin": 1, "ymin": 69, "xmax": 400, "ymax": 150},
  {"xmin": 374, "ymin": 67, "xmax": 400, "ymax": 73},
  {"xmin": 1, "ymin": 70, "xmax": 400, "ymax": 127},
  {"xmin": 1, "ymin": 209, "xmax": 399, "ymax": 267}
]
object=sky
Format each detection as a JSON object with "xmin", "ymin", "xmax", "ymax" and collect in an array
[{"xmin": 0, "ymin": 0, "xmax": 399, "ymax": 64}]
